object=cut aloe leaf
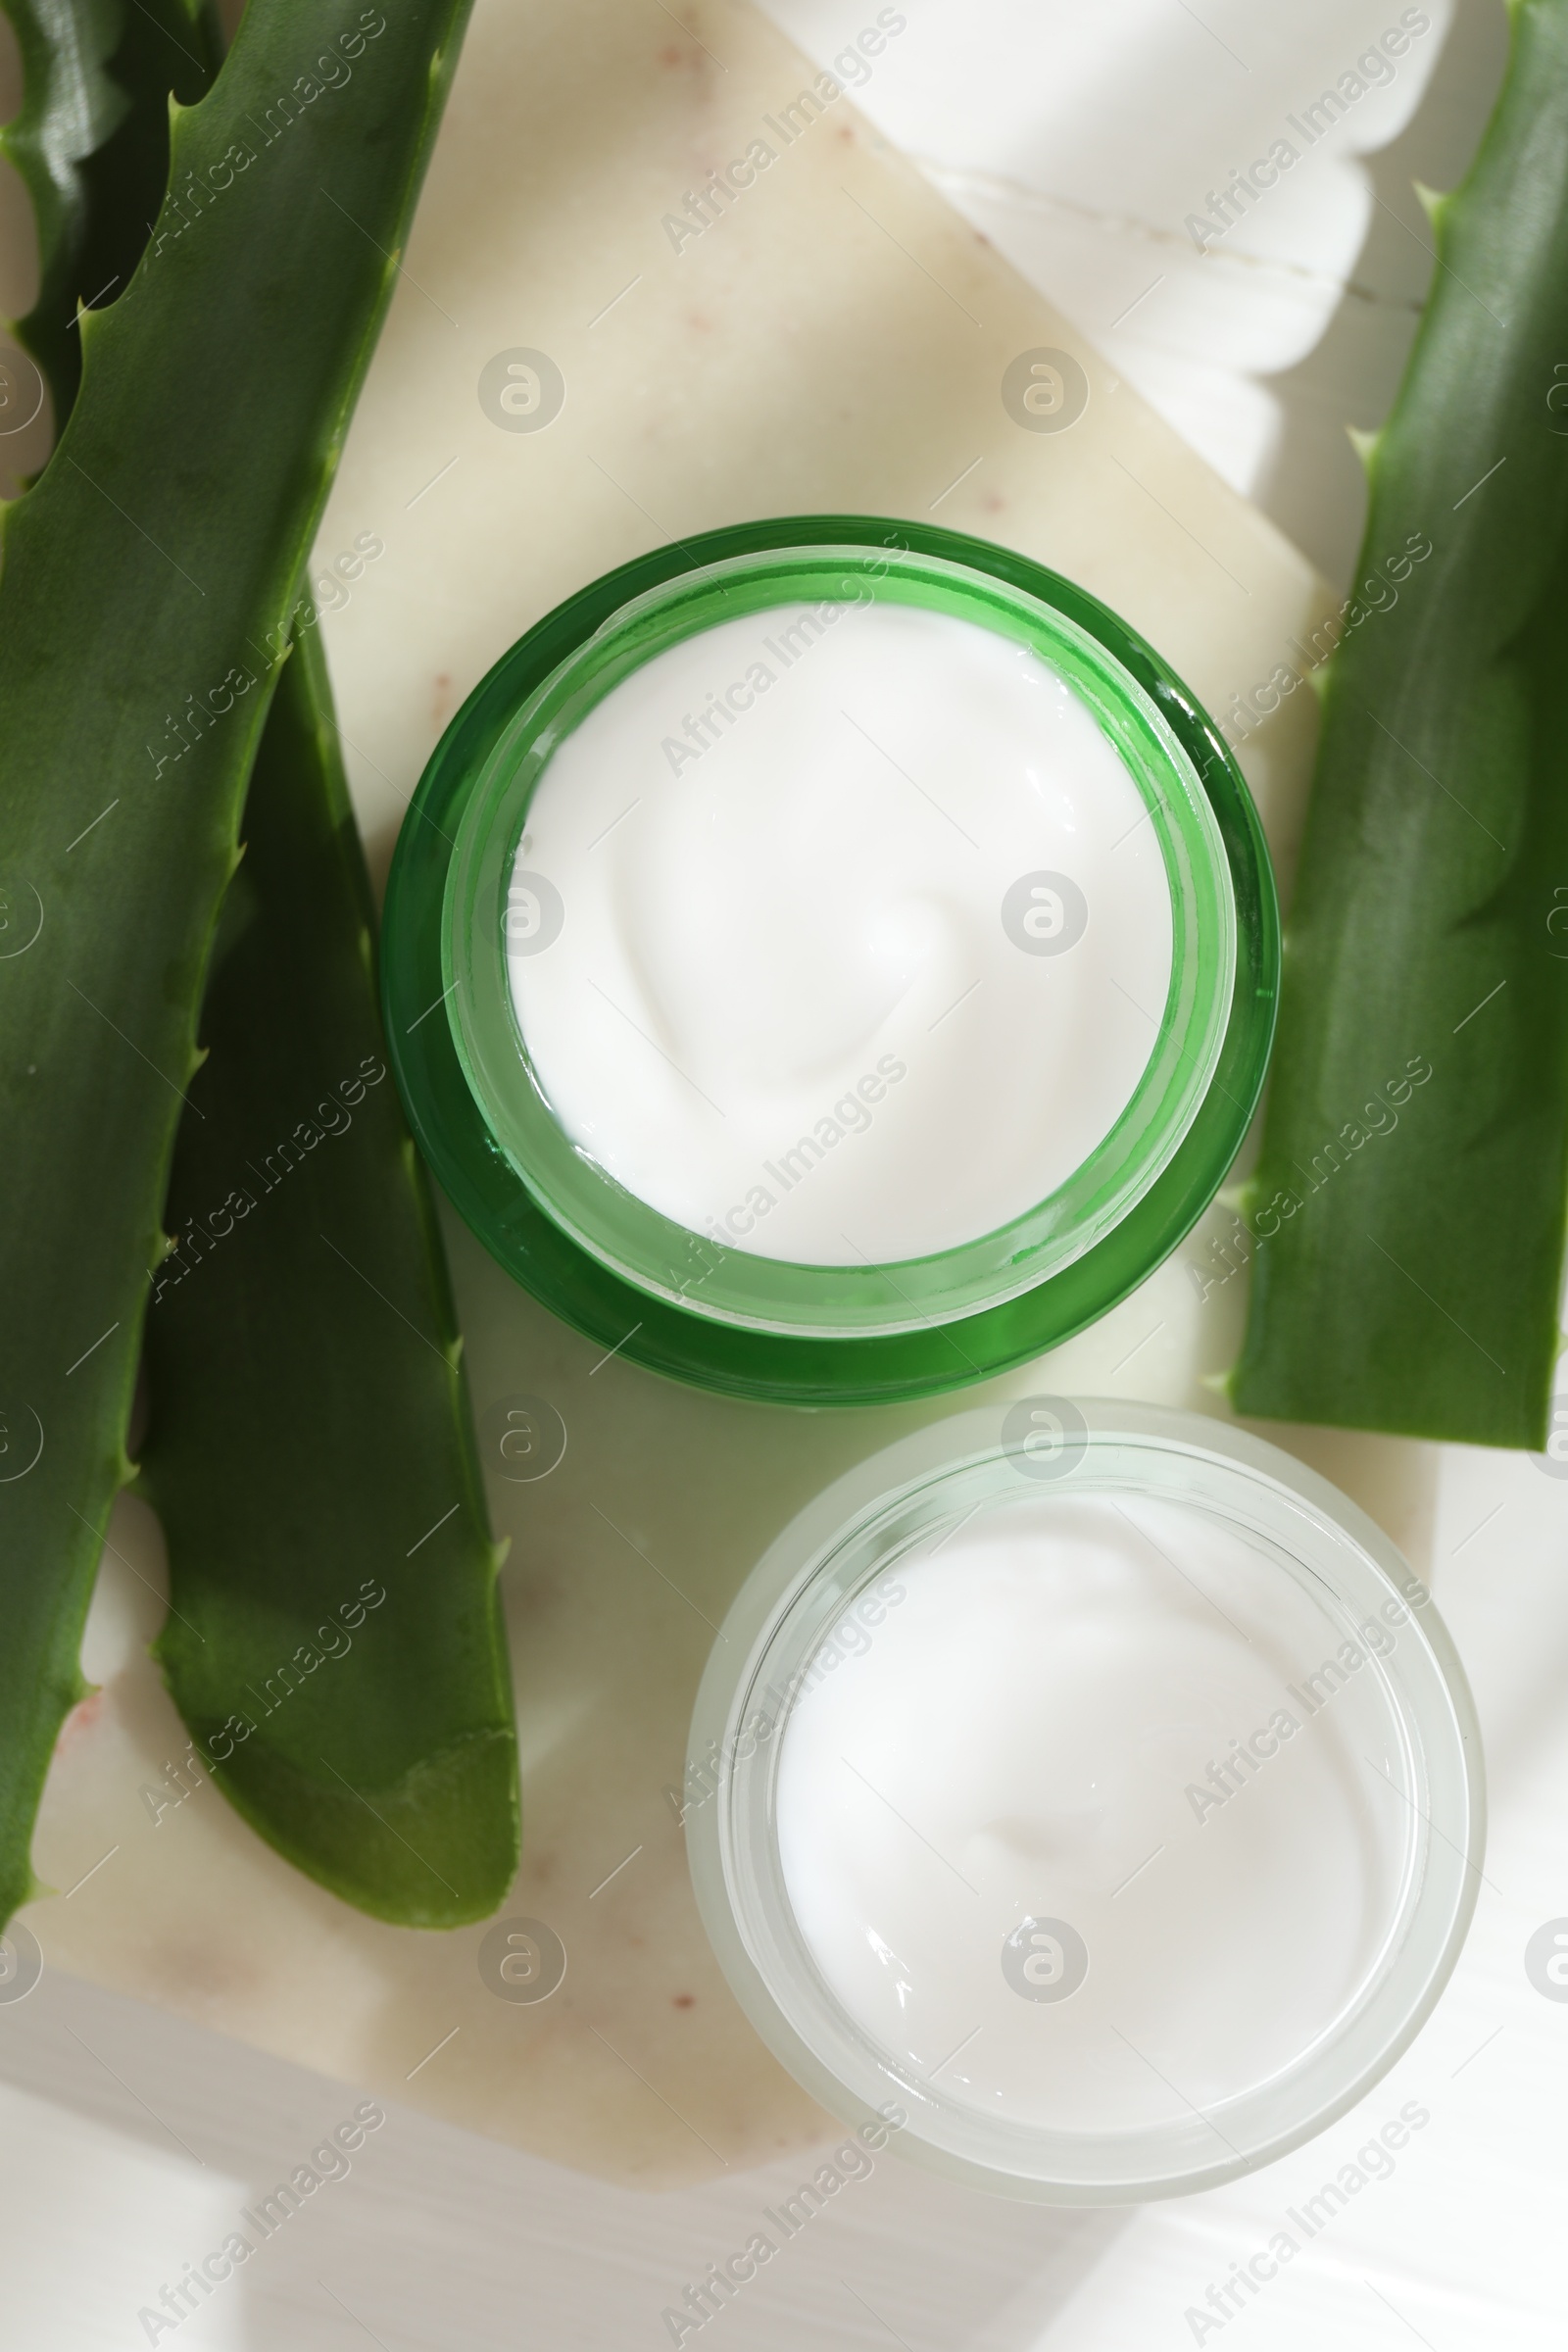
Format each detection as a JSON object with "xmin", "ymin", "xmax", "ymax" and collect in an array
[
  {"xmin": 0, "ymin": 0, "xmax": 488, "ymax": 1927},
  {"xmin": 1235, "ymin": 0, "xmax": 1568, "ymax": 1447},
  {"xmin": 0, "ymin": 0, "xmax": 221, "ymax": 419},
  {"xmin": 140, "ymin": 631, "xmax": 516, "ymax": 1926},
  {"xmin": 3, "ymin": 0, "xmax": 517, "ymax": 1927}
]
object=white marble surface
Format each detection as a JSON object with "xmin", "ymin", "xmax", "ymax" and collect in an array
[
  {"xmin": 9, "ymin": 0, "xmax": 1341, "ymax": 2199},
  {"xmin": 758, "ymin": 0, "xmax": 1508, "ymax": 587},
  {"xmin": 5, "ymin": 0, "xmax": 1564, "ymax": 2345}
]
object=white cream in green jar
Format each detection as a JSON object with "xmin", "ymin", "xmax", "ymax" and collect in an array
[
  {"xmin": 506, "ymin": 595, "xmax": 1174, "ymax": 1264},
  {"xmin": 405, "ymin": 526, "xmax": 1275, "ymax": 1395}
]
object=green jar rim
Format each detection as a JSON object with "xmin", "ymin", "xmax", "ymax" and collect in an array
[
  {"xmin": 381, "ymin": 514, "xmax": 1280, "ymax": 1407},
  {"xmin": 441, "ymin": 544, "xmax": 1234, "ymax": 1338}
]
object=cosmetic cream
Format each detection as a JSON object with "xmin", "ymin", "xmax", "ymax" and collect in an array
[
  {"xmin": 773, "ymin": 1494, "xmax": 1401, "ymax": 2134},
  {"xmin": 686, "ymin": 1401, "xmax": 1483, "ymax": 2199},
  {"xmin": 507, "ymin": 598, "xmax": 1172, "ymax": 1265},
  {"xmin": 386, "ymin": 519, "xmax": 1278, "ymax": 1399}
]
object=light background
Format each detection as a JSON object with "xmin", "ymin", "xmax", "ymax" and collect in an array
[{"xmin": 3, "ymin": 2, "xmax": 1562, "ymax": 2346}]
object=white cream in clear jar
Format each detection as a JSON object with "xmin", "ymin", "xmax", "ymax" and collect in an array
[
  {"xmin": 506, "ymin": 597, "xmax": 1173, "ymax": 1263},
  {"xmin": 773, "ymin": 1493, "xmax": 1407, "ymax": 2134},
  {"xmin": 685, "ymin": 1406, "xmax": 1483, "ymax": 2199}
]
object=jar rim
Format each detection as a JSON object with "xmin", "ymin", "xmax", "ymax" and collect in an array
[
  {"xmin": 440, "ymin": 543, "xmax": 1236, "ymax": 1336},
  {"xmin": 685, "ymin": 1399, "xmax": 1485, "ymax": 2202},
  {"xmin": 381, "ymin": 514, "xmax": 1279, "ymax": 1405}
]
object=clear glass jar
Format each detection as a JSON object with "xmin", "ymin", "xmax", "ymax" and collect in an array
[
  {"xmin": 685, "ymin": 1400, "xmax": 1484, "ymax": 2202},
  {"xmin": 382, "ymin": 516, "xmax": 1278, "ymax": 1404}
]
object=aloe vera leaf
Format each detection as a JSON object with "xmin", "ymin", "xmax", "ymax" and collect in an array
[
  {"xmin": 5, "ymin": 0, "xmax": 516, "ymax": 1926},
  {"xmin": 0, "ymin": 0, "xmax": 477, "ymax": 1930},
  {"xmin": 1233, "ymin": 0, "xmax": 1568, "ymax": 1448},
  {"xmin": 137, "ymin": 629, "xmax": 517, "ymax": 1926},
  {"xmin": 0, "ymin": 0, "xmax": 221, "ymax": 418}
]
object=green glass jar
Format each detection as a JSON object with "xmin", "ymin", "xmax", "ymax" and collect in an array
[{"xmin": 381, "ymin": 515, "xmax": 1278, "ymax": 1405}]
